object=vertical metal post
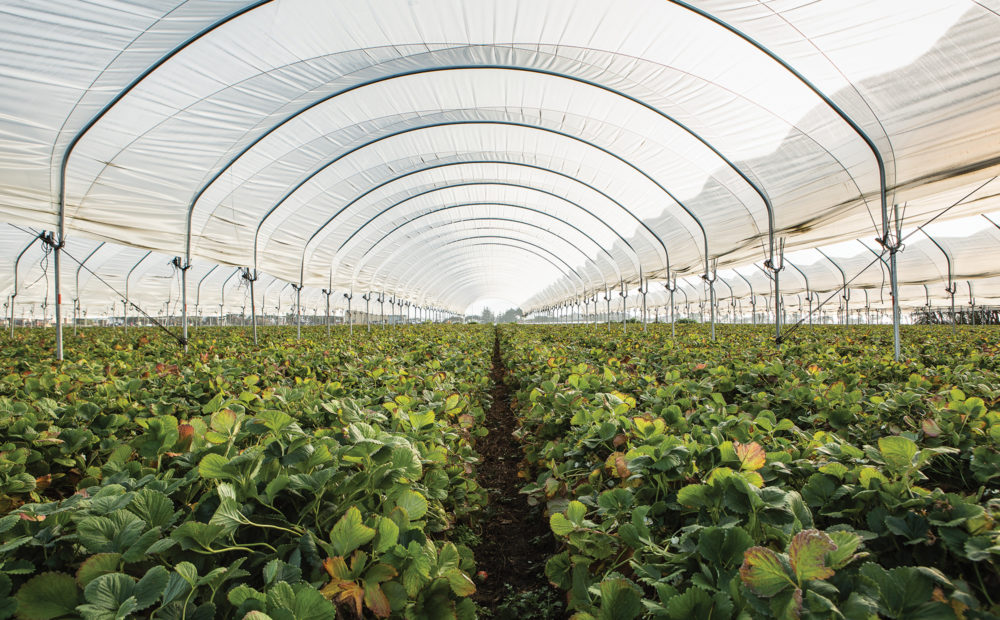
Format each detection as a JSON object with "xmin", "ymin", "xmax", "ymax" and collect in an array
[
  {"xmin": 363, "ymin": 292, "xmax": 372, "ymax": 331},
  {"xmin": 179, "ymin": 258, "xmax": 190, "ymax": 350},
  {"xmin": 765, "ymin": 239, "xmax": 785, "ymax": 341},
  {"xmin": 52, "ymin": 233, "xmax": 63, "ymax": 360},
  {"xmin": 322, "ymin": 288, "xmax": 332, "ymax": 335},
  {"xmin": 664, "ymin": 274, "xmax": 677, "ymax": 338},
  {"xmin": 244, "ymin": 269, "xmax": 258, "ymax": 344},
  {"xmin": 294, "ymin": 283, "xmax": 303, "ymax": 339},
  {"xmin": 345, "ymin": 291, "xmax": 354, "ymax": 336},
  {"xmin": 619, "ymin": 280, "xmax": 628, "ymax": 333},
  {"xmin": 967, "ymin": 281, "xmax": 975, "ymax": 326},
  {"xmin": 703, "ymin": 259, "xmax": 717, "ymax": 341},
  {"xmin": 638, "ymin": 271, "xmax": 649, "ymax": 332}
]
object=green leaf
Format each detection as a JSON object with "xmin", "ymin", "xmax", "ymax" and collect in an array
[
  {"xmin": 859, "ymin": 563, "xmax": 935, "ymax": 617},
  {"xmin": 676, "ymin": 484, "xmax": 712, "ymax": 508},
  {"xmin": 549, "ymin": 513, "xmax": 575, "ymax": 536},
  {"xmin": 82, "ymin": 572, "xmax": 134, "ymax": 610},
  {"xmin": 698, "ymin": 526, "xmax": 754, "ymax": 568},
  {"xmin": 878, "ymin": 436, "xmax": 917, "ymax": 473},
  {"xmin": 210, "ymin": 498, "xmax": 247, "ymax": 536},
  {"xmin": 175, "ymin": 562, "xmax": 199, "ymax": 586},
  {"xmin": 739, "ymin": 547, "xmax": 792, "ymax": 597},
  {"xmin": 15, "ymin": 572, "xmax": 80, "ymax": 620},
  {"xmin": 227, "ymin": 584, "xmax": 265, "ymax": 606},
  {"xmin": 373, "ymin": 517, "xmax": 399, "ymax": 553},
  {"xmin": 170, "ymin": 522, "xmax": 225, "ymax": 551},
  {"xmin": 565, "ymin": 500, "xmax": 586, "ymax": 525},
  {"xmin": 445, "ymin": 569, "xmax": 476, "ymax": 597},
  {"xmin": 128, "ymin": 489, "xmax": 177, "ymax": 529},
  {"xmin": 827, "ymin": 531, "xmax": 864, "ymax": 569},
  {"xmin": 393, "ymin": 490, "xmax": 428, "ymax": 520},
  {"xmin": 198, "ymin": 453, "xmax": 232, "ymax": 480},
  {"xmin": 292, "ymin": 586, "xmax": 335, "ymax": 620},
  {"xmin": 134, "ymin": 567, "xmax": 169, "ymax": 610},
  {"xmin": 597, "ymin": 579, "xmax": 642, "ymax": 620},
  {"xmin": 330, "ymin": 507, "xmax": 376, "ymax": 556},
  {"xmin": 666, "ymin": 587, "xmax": 733, "ymax": 620},
  {"xmin": 76, "ymin": 554, "xmax": 122, "ymax": 588},
  {"xmin": 788, "ymin": 529, "xmax": 836, "ymax": 583}
]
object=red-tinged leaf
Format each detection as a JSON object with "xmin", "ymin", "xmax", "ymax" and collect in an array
[
  {"xmin": 323, "ymin": 556, "xmax": 351, "ymax": 581},
  {"xmin": 739, "ymin": 547, "xmax": 792, "ymax": 597},
  {"xmin": 337, "ymin": 581, "xmax": 365, "ymax": 617},
  {"xmin": 364, "ymin": 581, "xmax": 392, "ymax": 618},
  {"xmin": 922, "ymin": 418, "xmax": 942, "ymax": 437},
  {"xmin": 735, "ymin": 441, "xmax": 766, "ymax": 471},
  {"xmin": 788, "ymin": 529, "xmax": 836, "ymax": 583}
]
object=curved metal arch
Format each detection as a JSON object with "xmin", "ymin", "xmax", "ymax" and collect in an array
[
  {"xmin": 378, "ymin": 236, "xmax": 587, "ymax": 304},
  {"xmin": 287, "ymin": 158, "xmax": 679, "ymax": 288},
  {"xmin": 327, "ymin": 184, "xmax": 643, "ymax": 275},
  {"xmin": 183, "ymin": 62, "xmax": 795, "ymax": 265},
  {"xmin": 403, "ymin": 246, "xmax": 582, "ymax": 309},
  {"xmin": 668, "ymin": 0, "xmax": 890, "ymax": 232},
  {"xmin": 358, "ymin": 223, "xmax": 609, "ymax": 302},
  {"xmin": 363, "ymin": 228, "xmax": 599, "ymax": 297},
  {"xmin": 348, "ymin": 212, "xmax": 623, "ymax": 286},
  {"xmin": 60, "ymin": 0, "xmax": 276, "ymax": 235},
  {"xmin": 248, "ymin": 120, "xmax": 706, "ymax": 279}
]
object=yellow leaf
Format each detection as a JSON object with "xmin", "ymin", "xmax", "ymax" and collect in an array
[{"xmin": 735, "ymin": 441, "xmax": 766, "ymax": 471}]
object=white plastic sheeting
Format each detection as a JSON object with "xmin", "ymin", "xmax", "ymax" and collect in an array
[{"xmin": 0, "ymin": 0, "xmax": 999, "ymax": 312}]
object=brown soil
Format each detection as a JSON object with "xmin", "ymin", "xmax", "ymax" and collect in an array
[{"xmin": 472, "ymin": 329, "xmax": 560, "ymax": 612}]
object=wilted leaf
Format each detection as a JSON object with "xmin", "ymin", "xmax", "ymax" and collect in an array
[
  {"xmin": 788, "ymin": 529, "xmax": 836, "ymax": 583},
  {"xmin": 739, "ymin": 547, "xmax": 792, "ymax": 597},
  {"xmin": 735, "ymin": 441, "xmax": 766, "ymax": 471}
]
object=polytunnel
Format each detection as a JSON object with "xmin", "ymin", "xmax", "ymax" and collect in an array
[
  {"xmin": 0, "ymin": 0, "xmax": 999, "ymax": 359},
  {"xmin": 5, "ymin": 4, "xmax": 1000, "ymax": 619}
]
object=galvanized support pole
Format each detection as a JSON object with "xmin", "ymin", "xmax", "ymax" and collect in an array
[
  {"xmin": 50, "ymin": 232, "xmax": 64, "ymax": 360},
  {"xmin": 345, "ymin": 291, "xmax": 354, "ymax": 336},
  {"xmin": 764, "ymin": 239, "xmax": 785, "ymax": 341},
  {"xmin": 293, "ymin": 283, "xmax": 303, "ymax": 339},
  {"xmin": 703, "ymin": 259, "xmax": 717, "ymax": 341},
  {"xmin": 967, "ymin": 281, "xmax": 975, "ymax": 326},
  {"xmin": 664, "ymin": 274, "xmax": 677, "ymax": 338},
  {"xmin": 243, "ymin": 269, "xmax": 259, "ymax": 345},
  {"xmin": 890, "ymin": 247, "xmax": 901, "ymax": 359},
  {"xmin": 618, "ymin": 279, "xmax": 629, "ymax": 333},
  {"xmin": 322, "ymin": 289, "xmax": 332, "ymax": 335},
  {"xmin": 362, "ymin": 292, "xmax": 372, "ymax": 332},
  {"xmin": 638, "ymin": 272, "xmax": 649, "ymax": 332}
]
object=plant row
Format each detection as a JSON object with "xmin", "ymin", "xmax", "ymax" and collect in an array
[
  {"xmin": 502, "ymin": 324, "xmax": 1000, "ymax": 619},
  {"xmin": 0, "ymin": 325, "xmax": 495, "ymax": 619}
]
